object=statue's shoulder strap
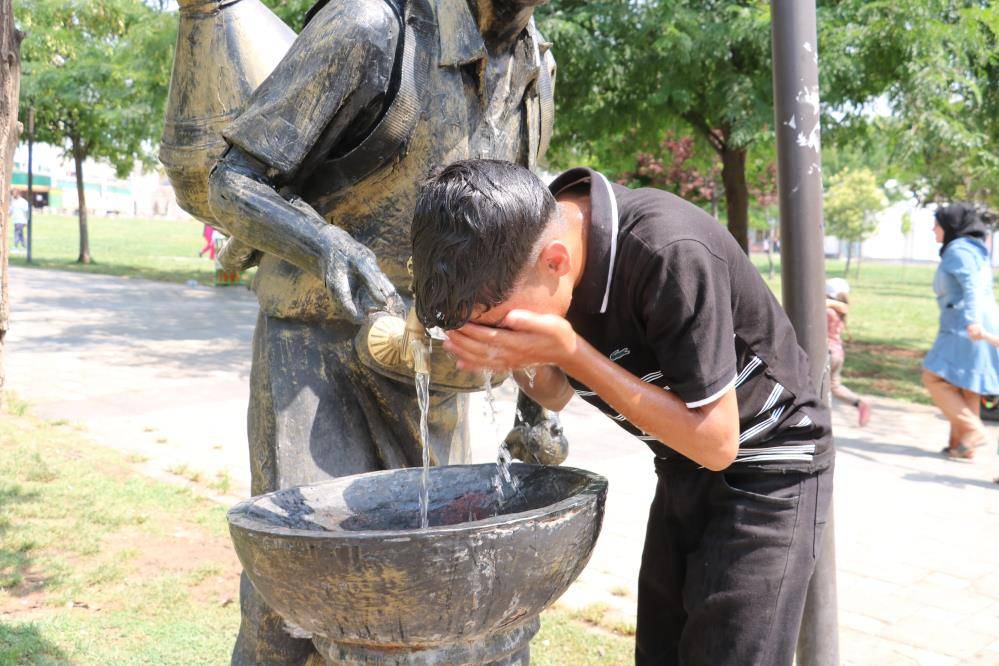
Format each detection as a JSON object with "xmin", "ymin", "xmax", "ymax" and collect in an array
[
  {"xmin": 528, "ymin": 19, "xmax": 556, "ymax": 168},
  {"xmin": 320, "ymin": 0, "xmax": 431, "ymax": 194}
]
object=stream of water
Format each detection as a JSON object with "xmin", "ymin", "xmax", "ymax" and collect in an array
[
  {"xmin": 412, "ymin": 351, "xmax": 526, "ymax": 529},
  {"xmin": 483, "ymin": 370, "xmax": 520, "ymax": 497},
  {"xmin": 411, "ymin": 341, "xmax": 431, "ymax": 529}
]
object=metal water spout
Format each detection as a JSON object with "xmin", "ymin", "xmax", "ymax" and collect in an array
[
  {"xmin": 357, "ymin": 261, "xmax": 511, "ymax": 390},
  {"xmin": 159, "ymin": 0, "xmax": 296, "ymax": 226},
  {"xmin": 357, "ymin": 306, "xmax": 511, "ymax": 392}
]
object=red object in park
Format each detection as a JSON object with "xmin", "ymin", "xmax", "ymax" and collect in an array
[{"xmin": 214, "ymin": 268, "xmax": 242, "ymax": 287}]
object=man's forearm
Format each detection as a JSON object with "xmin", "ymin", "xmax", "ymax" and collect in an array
[
  {"xmin": 560, "ymin": 339, "xmax": 739, "ymax": 470},
  {"xmin": 513, "ymin": 366, "xmax": 573, "ymax": 411}
]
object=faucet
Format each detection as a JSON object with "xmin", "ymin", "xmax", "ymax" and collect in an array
[{"xmin": 358, "ymin": 306, "xmax": 507, "ymax": 391}]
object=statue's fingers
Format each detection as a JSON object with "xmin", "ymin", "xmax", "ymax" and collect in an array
[
  {"xmin": 356, "ymin": 260, "xmax": 392, "ymax": 304},
  {"xmin": 330, "ymin": 270, "xmax": 361, "ymax": 323}
]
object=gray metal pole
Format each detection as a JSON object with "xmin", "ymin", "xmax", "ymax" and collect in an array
[{"xmin": 770, "ymin": 1, "xmax": 839, "ymax": 665}]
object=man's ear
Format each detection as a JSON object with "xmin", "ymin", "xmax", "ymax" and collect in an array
[{"xmin": 538, "ymin": 241, "xmax": 571, "ymax": 278}]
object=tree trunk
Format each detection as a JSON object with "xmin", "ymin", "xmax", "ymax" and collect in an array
[
  {"xmin": 72, "ymin": 143, "xmax": 91, "ymax": 264},
  {"xmin": 844, "ymin": 241, "xmax": 852, "ymax": 276},
  {"xmin": 0, "ymin": 0, "xmax": 23, "ymax": 409},
  {"xmin": 720, "ymin": 147, "xmax": 749, "ymax": 253}
]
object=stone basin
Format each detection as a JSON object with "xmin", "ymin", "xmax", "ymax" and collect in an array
[{"xmin": 227, "ymin": 463, "xmax": 607, "ymax": 665}]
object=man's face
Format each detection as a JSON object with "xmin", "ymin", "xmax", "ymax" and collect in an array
[{"xmin": 467, "ymin": 259, "xmax": 573, "ymax": 330}]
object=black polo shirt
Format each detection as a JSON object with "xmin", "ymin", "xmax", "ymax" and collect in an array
[{"xmin": 554, "ymin": 167, "xmax": 833, "ymax": 473}]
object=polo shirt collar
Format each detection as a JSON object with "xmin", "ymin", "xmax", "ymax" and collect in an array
[{"xmin": 549, "ymin": 167, "xmax": 620, "ymax": 315}]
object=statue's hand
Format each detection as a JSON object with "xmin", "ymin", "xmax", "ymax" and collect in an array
[
  {"xmin": 217, "ymin": 237, "xmax": 261, "ymax": 272},
  {"xmin": 319, "ymin": 225, "xmax": 404, "ymax": 324}
]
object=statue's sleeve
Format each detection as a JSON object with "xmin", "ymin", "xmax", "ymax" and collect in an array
[{"xmin": 223, "ymin": 0, "xmax": 400, "ymax": 184}]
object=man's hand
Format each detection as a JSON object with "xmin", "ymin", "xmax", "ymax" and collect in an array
[
  {"xmin": 443, "ymin": 310, "xmax": 580, "ymax": 371},
  {"xmin": 319, "ymin": 225, "xmax": 404, "ymax": 324}
]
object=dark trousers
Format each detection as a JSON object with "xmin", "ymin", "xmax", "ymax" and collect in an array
[{"xmin": 636, "ymin": 459, "xmax": 833, "ymax": 666}]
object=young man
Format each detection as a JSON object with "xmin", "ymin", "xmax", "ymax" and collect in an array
[{"xmin": 411, "ymin": 159, "xmax": 834, "ymax": 665}]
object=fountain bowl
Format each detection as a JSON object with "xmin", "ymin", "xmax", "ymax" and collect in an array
[{"xmin": 228, "ymin": 463, "xmax": 607, "ymax": 665}]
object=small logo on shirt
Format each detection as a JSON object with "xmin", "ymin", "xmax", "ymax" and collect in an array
[{"xmin": 609, "ymin": 347, "xmax": 630, "ymax": 362}]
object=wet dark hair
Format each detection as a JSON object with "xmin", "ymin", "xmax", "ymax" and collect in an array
[
  {"xmin": 935, "ymin": 202, "xmax": 987, "ymax": 256},
  {"xmin": 411, "ymin": 159, "xmax": 557, "ymax": 330}
]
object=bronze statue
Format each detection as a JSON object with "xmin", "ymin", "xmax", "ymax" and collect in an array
[{"xmin": 161, "ymin": 0, "xmax": 561, "ymax": 663}]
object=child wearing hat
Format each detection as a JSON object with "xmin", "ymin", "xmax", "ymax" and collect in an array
[{"xmin": 827, "ymin": 278, "xmax": 872, "ymax": 426}]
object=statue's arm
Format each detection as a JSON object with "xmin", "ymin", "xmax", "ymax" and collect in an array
[
  {"xmin": 208, "ymin": 1, "xmax": 403, "ymax": 320},
  {"xmin": 212, "ymin": 151, "xmax": 402, "ymax": 318}
]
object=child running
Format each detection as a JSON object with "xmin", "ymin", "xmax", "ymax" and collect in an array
[{"xmin": 826, "ymin": 278, "xmax": 871, "ymax": 426}]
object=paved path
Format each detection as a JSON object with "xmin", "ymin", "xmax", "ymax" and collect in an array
[{"xmin": 6, "ymin": 267, "xmax": 999, "ymax": 664}]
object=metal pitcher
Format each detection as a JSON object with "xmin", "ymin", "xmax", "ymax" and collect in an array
[{"xmin": 159, "ymin": 0, "xmax": 296, "ymax": 226}]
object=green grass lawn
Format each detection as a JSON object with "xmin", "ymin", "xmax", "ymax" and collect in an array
[
  {"xmin": 0, "ymin": 401, "xmax": 632, "ymax": 665},
  {"xmin": 8, "ymin": 213, "xmax": 219, "ymax": 285}
]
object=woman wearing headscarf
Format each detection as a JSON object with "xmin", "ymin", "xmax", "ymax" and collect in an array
[{"xmin": 922, "ymin": 202, "xmax": 999, "ymax": 459}]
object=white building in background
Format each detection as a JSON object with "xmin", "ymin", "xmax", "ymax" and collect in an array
[
  {"xmin": 11, "ymin": 142, "xmax": 189, "ymax": 220},
  {"xmin": 824, "ymin": 198, "xmax": 998, "ymax": 268}
]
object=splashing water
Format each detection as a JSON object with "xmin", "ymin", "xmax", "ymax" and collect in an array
[
  {"xmin": 411, "ymin": 341, "xmax": 431, "ymax": 529},
  {"xmin": 483, "ymin": 370, "xmax": 520, "ymax": 496},
  {"xmin": 523, "ymin": 365, "xmax": 537, "ymax": 388},
  {"xmin": 483, "ymin": 369, "xmax": 498, "ymax": 423}
]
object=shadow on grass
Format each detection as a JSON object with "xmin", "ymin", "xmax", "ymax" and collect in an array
[
  {"xmin": 0, "ymin": 622, "xmax": 68, "ymax": 664},
  {"xmin": 858, "ymin": 286, "xmax": 932, "ymax": 299},
  {"xmin": 9, "ymin": 256, "xmax": 213, "ymax": 286},
  {"xmin": 0, "ymin": 483, "xmax": 42, "ymax": 592},
  {"xmin": 844, "ymin": 341, "xmax": 929, "ymax": 405}
]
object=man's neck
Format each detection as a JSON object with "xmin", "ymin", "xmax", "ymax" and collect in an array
[{"xmin": 469, "ymin": 0, "xmax": 536, "ymax": 52}]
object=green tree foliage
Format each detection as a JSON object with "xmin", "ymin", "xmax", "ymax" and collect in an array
[
  {"xmin": 15, "ymin": 0, "xmax": 175, "ymax": 263},
  {"xmin": 824, "ymin": 167, "xmax": 886, "ymax": 275},
  {"xmin": 820, "ymin": 1, "xmax": 997, "ymax": 214},
  {"xmin": 538, "ymin": 0, "xmax": 775, "ymax": 251},
  {"xmin": 259, "ymin": 0, "xmax": 313, "ymax": 29},
  {"xmin": 538, "ymin": 0, "xmax": 998, "ymax": 249}
]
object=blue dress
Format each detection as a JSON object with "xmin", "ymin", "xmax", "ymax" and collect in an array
[{"xmin": 923, "ymin": 237, "xmax": 999, "ymax": 395}]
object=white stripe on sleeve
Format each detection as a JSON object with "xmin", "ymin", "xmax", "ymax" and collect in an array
[{"xmin": 685, "ymin": 374, "xmax": 738, "ymax": 409}]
